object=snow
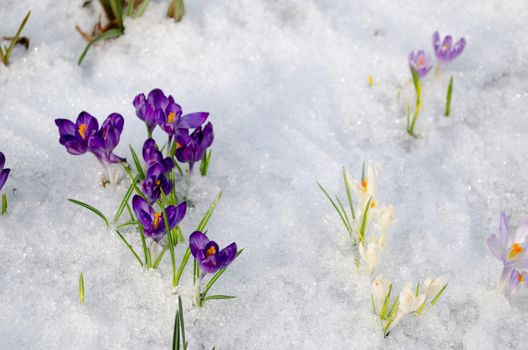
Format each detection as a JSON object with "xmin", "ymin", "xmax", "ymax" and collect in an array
[{"xmin": 1, "ymin": 0, "xmax": 528, "ymax": 348}]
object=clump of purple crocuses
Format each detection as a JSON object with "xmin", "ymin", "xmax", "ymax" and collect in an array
[
  {"xmin": 487, "ymin": 212, "xmax": 528, "ymax": 296},
  {"xmin": 189, "ymin": 231, "xmax": 239, "ymax": 307},
  {"xmin": 0, "ymin": 151, "xmax": 10, "ymax": 215},
  {"xmin": 406, "ymin": 31, "xmax": 466, "ymax": 136},
  {"xmin": 133, "ymin": 88, "xmax": 213, "ymax": 176},
  {"xmin": 55, "ymin": 112, "xmax": 126, "ymax": 185}
]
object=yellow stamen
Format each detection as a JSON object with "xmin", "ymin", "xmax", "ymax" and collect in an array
[
  {"xmin": 153, "ymin": 212, "xmax": 162, "ymax": 230},
  {"xmin": 206, "ymin": 245, "xmax": 217, "ymax": 257},
  {"xmin": 370, "ymin": 200, "xmax": 377, "ymax": 208},
  {"xmin": 78, "ymin": 124, "xmax": 87, "ymax": 140},
  {"xmin": 155, "ymin": 179, "xmax": 161, "ymax": 186},
  {"xmin": 508, "ymin": 243, "xmax": 523, "ymax": 260},
  {"xmin": 368, "ymin": 75, "xmax": 374, "ymax": 87},
  {"xmin": 176, "ymin": 142, "xmax": 182, "ymax": 149},
  {"xmin": 168, "ymin": 112, "xmax": 176, "ymax": 124}
]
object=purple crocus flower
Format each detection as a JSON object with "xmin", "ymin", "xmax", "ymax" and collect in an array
[
  {"xmin": 155, "ymin": 101, "xmax": 209, "ymax": 138},
  {"xmin": 132, "ymin": 195, "xmax": 186, "ymax": 241},
  {"xmin": 487, "ymin": 212, "xmax": 528, "ymax": 268},
  {"xmin": 189, "ymin": 231, "xmax": 237, "ymax": 274},
  {"xmin": 432, "ymin": 31, "xmax": 465, "ymax": 66},
  {"xmin": 142, "ymin": 138, "xmax": 174, "ymax": 173},
  {"xmin": 89, "ymin": 113, "xmax": 126, "ymax": 165},
  {"xmin": 175, "ymin": 122, "xmax": 214, "ymax": 173},
  {"xmin": 133, "ymin": 89, "xmax": 172, "ymax": 135},
  {"xmin": 141, "ymin": 164, "xmax": 173, "ymax": 203},
  {"xmin": 498, "ymin": 264, "xmax": 526, "ymax": 296},
  {"xmin": 0, "ymin": 152, "xmax": 10, "ymax": 192},
  {"xmin": 55, "ymin": 111, "xmax": 99, "ymax": 155},
  {"xmin": 408, "ymin": 50, "xmax": 433, "ymax": 79}
]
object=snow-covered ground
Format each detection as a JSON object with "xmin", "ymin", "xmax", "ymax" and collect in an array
[{"xmin": 1, "ymin": 0, "xmax": 528, "ymax": 349}]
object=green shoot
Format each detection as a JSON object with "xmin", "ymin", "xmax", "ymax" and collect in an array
[
  {"xmin": 129, "ymin": 145, "xmax": 146, "ymax": 179},
  {"xmin": 358, "ymin": 197, "xmax": 372, "ymax": 243},
  {"xmin": 407, "ymin": 69, "xmax": 422, "ymax": 136},
  {"xmin": 199, "ymin": 249, "xmax": 244, "ymax": 306},
  {"xmin": 79, "ymin": 272, "xmax": 85, "ymax": 305},
  {"xmin": 317, "ymin": 182, "xmax": 353, "ymax": 235},
  {"xmin": 0, "ymin": 10, "xmax": 31, "ymax": 66},
  {"xmin": 114, "ymin": 229, "xmax": 144, "ymax": 267},
  {"xmin": 1, "ymin": 193, "xmax": 6, "ymax": 215},
  {"xmin": 78, "ymin": 28, "xmax": 123, "ymax": 65},
  {"xmin": 430, "ymin": 284, "xmax": 448, "ymax": 306},
  {"xmin": 444, "ymin": 76, "xmax": 454, "ymax": 117},
  {"xmin": 200, "ymin": 149, "xmax": 212, "ymax": 177},
  {"xmin": 167, "ymin": 0, "xmax": 185, "ymax": 22},
  {"xmin": 172, "ymin": 296, "xmax": 188, "ymax": 350}
]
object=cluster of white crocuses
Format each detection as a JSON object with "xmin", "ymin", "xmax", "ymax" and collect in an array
[
  {"xmin": 487, "ymin": 213, "xmax": 528, "ymax": 296},
  {"xmin": 318, "ymin": 163, "xmax": 394, "ymax": 273},
  {"xmin": 371, "ymin": 275, "xmax": 447, "ymax": 336},
  {"xmin": 348, "ymin": 164, "xmax": 394, "ymax": 273},
  {"xmin": 319, "ymin": 163, "xmax": 447, "ymax": 336}
]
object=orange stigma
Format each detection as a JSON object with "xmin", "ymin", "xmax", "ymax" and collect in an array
[
  {"xmin": 418, "ymin": 56, "xmax": 425, "ymax": 67},
  {"xmin": 206, "ymin": 245, "xmax": 217, "ymax": 257},
  {"xmin": 508, "ymin": 243, "xmax": 523, "ymax": 260},
  {"xmin": 360, "ymin": 180, "xmax": 367, "ymax": 192},
  {"xmin": 153, "ymin": 212, "xmax": 162, "ymax": 230},
  {"xmin": 155, "ymin": 179, "xmax": 161, "ymax": 186},
  {"xmin": 519, "ymin": 273, "xmax": 524, "ymax": 283},
  {"xmin": 176, "ymin": 142, "xmax": 182, "ymax": 149},
  {"xmin": 78, "ymin": 124, "xmax": 87, "ymax": 140},
  {"xmin": 168, "ymin": 112, "xmax": 176, "ymax": 124}
]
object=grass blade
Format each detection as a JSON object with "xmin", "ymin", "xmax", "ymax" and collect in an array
[
  {"xmin": 1, "ymin": 193, "xmax": 7, "ymax": 215},
  {"xmin": 77, "ymin": 28, "xmax": 123, "ymax": 65},
  {"xmin": 343, "ymin": 167, "xmax": 355, "ymax": 220},
  {"xmin": 359, "ymin": 197, "xmax": 372, "ymax": 243},
  {"xmin": 134, "ymin": 0, "xmax": 151, "ymax": 18},
  {"xmin": 4, "ymin": 10, "xmax": 31, "ymax": 64},
  {"xmin": 203, "ymin": 295, "xmax": 236, "ymax": 301},
  {"xmin": 68, "ymin": 198, "xmax": 109, "ymax": 227},
  {"xmin": 109, "ymin": 0, "xmax": 124, "ymax": 28},
  {"xmin": 178, "ymin": 296, "xmax": 186, "ymax": 348},
  {"xmin": 172, "ymin": 306, "xmax": 180, "ymax": 350}
]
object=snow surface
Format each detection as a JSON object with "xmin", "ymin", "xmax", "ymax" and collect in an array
[{"xmin": 1, "ymin": 0, "xmax": 528, "ymax": 349}]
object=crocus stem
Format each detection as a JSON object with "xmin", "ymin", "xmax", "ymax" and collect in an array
[
  {"xmin": 193, "ymin": 273, "xmax": 205, "ymax": 307},
  {"xmin": 167, "ymin": 0, "xmax": 185, "ymax": 22},
  {"xmin": 407, "ymin": 70, "xmax": 421, "ymax": 137},
  {"xmin": 167, "ymin": 135, "xmax": 173, "ymax": 157},
  {"xmin": 445, "ymin": 76, "xmax": 454, "ymax": 117},
  {"xmin": 146, "ymin": 125, "xmax": 152, "ymax": 139},
  {"xmin": 188, "ymin": 163, "xmax": 194, "ymax": 176},
  {"xmin": 1, "ymin": 194, "xmax": 6, "ymax": 215}
]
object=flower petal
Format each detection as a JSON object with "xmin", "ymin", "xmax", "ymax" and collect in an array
[
  {"xmin": 0, "ymin": 168, "xmax": 10, "ymax": 190},
  {"xmin": 189, "ymin": 231, "xmax": 209, "ymax": 258},
  {"xmin": 180, "ymin": 112, "xmax": 209, "ymax": 129},
  {"xmin": 217, "ymin": 242, "xmax": 237, "ymax": 269}
]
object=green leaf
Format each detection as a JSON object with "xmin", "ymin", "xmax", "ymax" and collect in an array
[
  {"xmin": 1, "ymin": 193, "xmax": 7, "ymax": 215},
  {"xmin": 109, "ymin": 0, "xmax": 124, "ymax": 28},
  {"xmin": 430, "ymin": 283, "xmax": 448, "ymax": 306},
  {"xmin": 4, "ymin": 10, "xmax": 31, "ymax": 64},
  {"xmin": 134, "ymin": 0, "xmax": 151, "ymax": 18},
  {"xmin": 68, "ymin": 198, "xmax": 109, "ymax": 227},
  {"xmin": 172, "ymin": 306, "xmax": 180, "ymax": 350},
  {"xmin": 174, "ymin": 192, "xmax": 223, "ymax": 286},
  {"xmin": 335, "ymin": 195, "xmax": 352, "ymax": 234},
  {"xmin": 152, "ymin": 242, "xmax": 169, "ymax": 269},
  {"xmin": 379, "ymin": 284, "xmax": 392, "ymax": 320},
  {"xmin": 317, "ymin": 182, "xmax": 351, "ymax": 234},
  {"xmin": 79, "ymin": 272, "xmax": 85, "ymax": 305},
  {"xmin": 137, "ymin": 223, "xmax": 151, "ymax": 268},
  {"xmin": 77, "ymin": 28, "xmax": 123, "ymax": 65},
  {"xmin": 113, "ymin": 175, "xmax": 139, "ymax": 222},
  {"xmin": 127, "ymin": 0, "xmax": 136, "ymax": 16},
  {"xmin": 129, "ymin": 145, "xmax": 145, "ymax": 179},
  {"xmin": 160, "ymin": 193, "xmax": 177, "ymax": 285},
  {"xmin": 342, "ymin": 167, "xmax": 355, "ymax": 220},
  {"xmin": 203, "ymin": 295, "xmax": 236, "ymax": 301},
  {"xmin": 359, "ymin": 197, "xmax": 372, "ymax": 243},
  {"xmin": 114, "ymin": 229, "xmax": 144, "ymax": 267},
  {"xmin": 415, "ymin": 281, "xmax": 420, "ymax": 297},
  {"xmin": 444, "ymin": 76, "xmax": 454, "ymax": 117},
  {"xmin": 201, "ymin": 249, "xmax": 244, "ymax": 302},
  {"xmin": 178, "ymin": 296, "xmax": 186, "ymax": 349}
]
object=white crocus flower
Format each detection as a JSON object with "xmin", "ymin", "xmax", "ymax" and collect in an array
[
  {"xmin": 386, "ymin": 283, "xmax": 426, "ymax": 334},
  {"xmin": 376, "ymin": 206, "xmax": 394, "ymax": 246},
  {"xmin": 423, "ymin": 277, "xmax": 445, "ymax": 300},
  {"xmin": 371, "ymin": 275, "xmax": 391, "ymax": 314},
  {"xmin": 359, "ymin": 241, "xmax": 382, "ymax": 273}
]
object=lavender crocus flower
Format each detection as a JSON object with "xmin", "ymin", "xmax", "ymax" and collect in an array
[
  {"xmin": 0, "ymin": 152, "xmax": 10, "ymax": 192},
  {"xmin": 408, "ymin": 50, "xmax": 433, "ymax": 79},
  {"xmin": 132, "ymin": 195, "xmax": 186, "ymax": 241},
  {"xmin": 141, "ymin": 164, "xmax": 173, "ymax": 203},
  {"xmin": 498, "ymin": 264, "xmax": 526, "ymax": 296},
  {"xmin": 155, "ymin": 100, "xmax": 209, "ymax": 139},
  {"xmin": 189, "ymin": 231, "xmax": 237, "ymax": 274},
  {"xmin": 142, "ymin": 138, "xmax": 174, "ymax": 173},
  {"xmin": 133, "ymin": 89, "xmax": 172, "ymax": 135},
  {"xmin": 487, "ymin": 213, "xmax": 528, "ymax": 268},
  {"xmin": 175, "ymin": 122, "xmax": 214, "ymax": 174},
  {"xmin": 432, "ymin": 31, "xmax": 465, "ymax": 66}
]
